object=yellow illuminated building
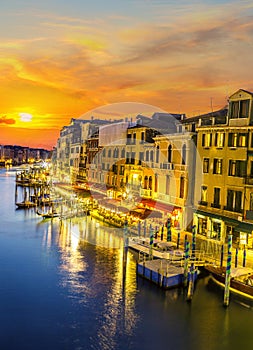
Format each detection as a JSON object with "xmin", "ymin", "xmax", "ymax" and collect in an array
[{"xmin": 189, "ymin": 89, "xmax": 253, "ymax": 247}]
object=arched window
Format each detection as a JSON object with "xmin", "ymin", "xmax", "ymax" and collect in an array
[
  {"xmin": 146, "ymin": 150, "xmax": 149, "ymax": 161},
  {"xmin": 114, "ymin": 148, "xmax": 119, "ymax": 158},
  {"xmin": 149, "ymin": 176, "xmax": 152, "ymax": 190},
  {"xmin": 154, "ymin": 174, "xmax": 158, "ymax": 192},
  {"xmin": 168, "ymin": 145, "xmax": 172, "ymax": 163},
  {"xmin": 144, "ymin": 176, "xmax": 148, "ymax": 189},
  {"xmin": 150, "ymin": 150, "xmax": 154, "ymax": 162},
  {"xmin": 182, "ymin": 144, "xmax": 186, "ymax": 165},
  {"xmin": 121, "ymin": 148, "xmax": 125, "ymax": 158},
  {"xmin": 108, "ymin": 149, "xmax": 111, "ymax": 158}
]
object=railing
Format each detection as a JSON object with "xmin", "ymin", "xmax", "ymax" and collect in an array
[{"xmin": 140, "ymin": 188, "xmax": 152, "ymax": 197}]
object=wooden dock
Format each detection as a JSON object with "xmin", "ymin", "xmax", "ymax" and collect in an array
[{"xmin": 137, "ymin": 259, "xmax": 197, "ymax": 289}]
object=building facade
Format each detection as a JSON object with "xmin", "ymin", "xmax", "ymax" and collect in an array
[{"xmin": 191, "ymin": 89, "xmax": 253, "ymax": 247}]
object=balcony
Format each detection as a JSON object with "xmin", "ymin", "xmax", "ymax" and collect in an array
[
  {"xmin": 223, "ymin": 206, "xmax": 243, "ymax": 214},
  {"xmin": 159, "ymin": 162, "xmax": 174, "ymax": 170},
  {"xmin": 140, "ymin": 188, "xmax": 152, "ymax": 198}
]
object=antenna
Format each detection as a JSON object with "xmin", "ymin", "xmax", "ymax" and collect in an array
[{"xmin": 210, "ymin": 97, "xmax": 213, "ymax": 115}]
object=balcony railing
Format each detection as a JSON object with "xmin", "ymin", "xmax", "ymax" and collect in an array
[
  {"xmin": 140, "ymin": 188, "xmax": 152, "ymax": 198},
  {"xmin": 223, "ymin": 206, "xmax": 243, "ymax": 214}
]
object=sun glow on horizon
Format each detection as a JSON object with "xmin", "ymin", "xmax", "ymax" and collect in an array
[{"xmin": 19, "ymin": 112, "xmax": 33, "ymax": 122}]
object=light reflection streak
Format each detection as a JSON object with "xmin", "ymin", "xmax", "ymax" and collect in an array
[{"xmin": 39, "ymin": 215, "xmax": 139, "ymax": 345}]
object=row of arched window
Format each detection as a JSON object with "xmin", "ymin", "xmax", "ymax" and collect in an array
[{"xmin": 101, "ymin": 144, "xmax": 187, "ymax": 164}]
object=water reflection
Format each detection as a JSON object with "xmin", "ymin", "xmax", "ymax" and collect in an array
[{"xmin": 39, "ymin": 215, "xmax": 139, "ymax": 348}]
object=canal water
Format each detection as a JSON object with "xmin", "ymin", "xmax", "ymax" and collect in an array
[{"xmin": 0, "ymin": 169, "xmax": 253, "ymax": 350}]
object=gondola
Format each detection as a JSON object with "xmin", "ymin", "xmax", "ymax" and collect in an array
[
  {"xmin": 16, "ymin": 201, "xmax": 36, "ymax": 208},
  {"xmin": 205, "ymin": 265, "xmax": 253, "ymax": 299}
]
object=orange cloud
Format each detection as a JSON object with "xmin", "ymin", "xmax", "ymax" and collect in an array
[
  {"xmin": 0, "ymin": 116, "xmax": 16, "ymax": 125},
  {"xmin": 1, "ymin": 3, "xmax": 253, "ymax": 149}
]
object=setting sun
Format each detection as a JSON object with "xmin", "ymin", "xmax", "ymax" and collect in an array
[{"xmin": 19, "ymin": 113, "xmax": 33, "ymax": 122}]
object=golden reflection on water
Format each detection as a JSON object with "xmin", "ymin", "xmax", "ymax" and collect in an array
[{"xmin": 41, "ymin": 216, "xmax": 138, "ymax": 343}]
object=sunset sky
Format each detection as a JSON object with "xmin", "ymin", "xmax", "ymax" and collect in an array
[{"xmin": 1, "ymin": 0, "xmax": 253, "ymax": 149}]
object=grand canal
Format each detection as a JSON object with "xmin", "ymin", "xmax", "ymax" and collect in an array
[{"xmin": 1, "ymin": 169, "xmax": 253, "ymax": 350}]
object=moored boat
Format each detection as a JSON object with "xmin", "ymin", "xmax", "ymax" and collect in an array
[
  {"xmin": 205, "ymin": 265, "xmax": 253, "ymax": 299},
  {"xmin": 16, "ymin": 200, "xmax": 36, "ymax": 208},
  {"xmin": 36, "ymin": 209, "xmax": 60, "ymax": 219}
]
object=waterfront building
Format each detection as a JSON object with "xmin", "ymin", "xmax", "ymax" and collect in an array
[
  {"xmin": 188, "ymin": 89, "xmax": 253, "ymax": 247},
  {"xmin": 0, "ymin": 144, "xmax": 50, "ymax": 166},
  {"xmin": 52, "ymin": 89, "xmax": 253, "ymax": 248}
]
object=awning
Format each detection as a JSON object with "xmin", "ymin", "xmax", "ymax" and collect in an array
[
  {"xmin": 154, "ymin": 202, "xmax": 178, "ymax": 213},
  {"xmin": 236, "ymin": 222, "xmax": 253, "ymax": 233},
  {"xmin": 195, "ymin": 210, "xmax": 253, "ymax": 233},
  {"xmin": 137, "ymin": 198, "xmax": 178, "ymax": 213}
]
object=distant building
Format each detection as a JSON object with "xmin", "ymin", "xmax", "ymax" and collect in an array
[{"xmin": 0, "ymin": 144, "xmax": 50, "ymax": 166}]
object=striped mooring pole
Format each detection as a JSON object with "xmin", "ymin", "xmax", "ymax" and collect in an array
[
  {"xmin": 235, "ymin": 247, "xmax": 238, "ymax": 268},
  {"xmin": 192, "ymin": 225, "xmax": 196, "ymax": 257},
  {"xmin": 149, "ymin": 224, "xmax": 154, "ymax": 260},
  {"xmin": 224, "ymin": 234, "xmax": 232, "ymax": 307},
  {"xmin": 177, "ymin": 231, "xmax": 180, "ymax": 249},
  {"xmin": 183, "ymin": 240, "xmax": 190, "ymax": 287},
  {"xmin": 220, "ymin": 245, "xmax": 224, "ymax": 267},
  {"xmin": 166, "ymin": 218, "xmax": 171, "ymax": 242},
  {"xmin": 243, "ymin": 245, "xmax": 247, "ymax": 267}
]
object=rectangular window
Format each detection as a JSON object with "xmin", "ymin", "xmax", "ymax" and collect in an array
[
  {"xmin": 202, "ymin": 133, "xmax": 212, "ymax": 147},
  {"xmin": 240, "ymin": 100, "xmax": 250, "ymax": 118},
  {"xmin": 213, "ymin": 187, "xmax": 220, "ymax": 208},
  {"xmin": 226, "ymin": 190, "xmax": 234, "ymax": 211},
  {"xmin": 228, "ymin": 160, "xmax": 236, "ymax": 176},
  {"xmin": 201, "ymin": 185, "xmax": 207, "ymax": 203},
  {"xmin": 215, "ymin": 132, "xmax": 225, "ymax": 147},
  {"xmin": 213, "ymin": 159, "xmax": 222, "ymax": 174},
  {"xmin": 238, "ymin": 134, "xmax": 247, "ymax": 147},
  {"xmin": 235, "ymin": 191, "xmax": 242, "ymax": 212},
  {"xmin": 203, "ymin": 158, "xmax": 209, "ymax": 173},
  {"xmin": 228, "ymin": 160, "xmax": 246, "ymax": 177},
  {"xmin": 231, "ymin": 101, "xmax": 239, "ymax": 118},
  {"xmin": 212, "ymin": 222, "xmax": 221, "ymax": 240},
  {"xmin": 228, "ymin": 133, "xmax": 238, "ymax": 147},
  {"xmin": 230, "ymin": 99, "xmax": 250, "ymax": 119},
  {"xmin": 202, "ymin": 134, "xmax": 206, "ymax": 147}
]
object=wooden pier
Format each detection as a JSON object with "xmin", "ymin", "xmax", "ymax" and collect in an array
[{"xmin": 137, "ymin": 259, "xmax": 198, "ymax": 289}]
